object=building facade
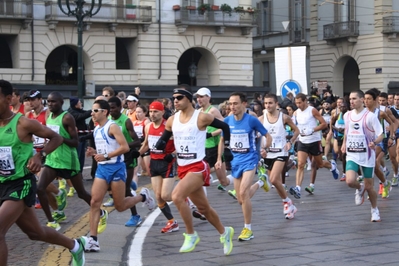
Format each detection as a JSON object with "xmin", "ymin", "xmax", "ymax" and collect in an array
[{"xmin": 0, "ymin": 0, "xmax": 259, "ymax": 102}]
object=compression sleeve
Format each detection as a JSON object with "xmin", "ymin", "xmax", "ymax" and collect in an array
[
  {"xmin": 155, "ymin": 129, "xmax": 173, "ymax": 150},
  {"xmin": 209, "ymin": 118, "xmax": 230, "ymax": 144}
]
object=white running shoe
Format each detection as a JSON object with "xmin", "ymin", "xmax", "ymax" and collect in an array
[
  {"xmin": 83, "ymin": 236, "xmax": 100, "ymax": 252},
  {"xmin": 371, "ymin": 208, "xmax": 381, "ymax": 222},
  {"xmin": 355, "ymin": 183, "xmax": 365, "ymax": 206},
  {"xmin": 140, "ymin": 187, "xmax": 156, "ymax": 210},
  {"xmin": 283, "ymin": 200, "xmax": 297, "ymax": 220}
]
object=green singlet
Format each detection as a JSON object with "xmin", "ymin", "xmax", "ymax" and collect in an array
[
  {"xmin": 110, "ymin": 114, "xmax": 134, "ymax": 143},
  {"xmin": 45, "ymin": 111, "xmax": 79, "ymax": 171},
  {"xmin": 204, "ymin": 105, "xmax": 220, "ymax": 148},
  {"xmin": 0, "ymin": 113, "xmax": 33, "ymax": 182}
]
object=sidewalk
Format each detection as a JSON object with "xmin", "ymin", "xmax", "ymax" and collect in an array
[{"xmin": 85, "ymin": 163, "xmax": 399, "ymax": 266}]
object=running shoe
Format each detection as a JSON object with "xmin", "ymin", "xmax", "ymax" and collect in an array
[
  {"xmin": 228, "ymin": 189, "xmax": 237, "ymax": 200},
  {"xmin": 357, "ymin": 176, "xmax": 364, "ymax": 182},
  {"xmin": 46, "ymin": 221, "xmax": 61, "ymax": 231},
  {"xmin": 306, "ymin": 163, "xmax": 311, "ymax": 171},
  {"xmin": 67, "ymin": 187, "xmax": 76, "ymax": 197},
  {"xmin": 161, "ymin": 220, "xmax": 179, "ymax": 233},
  {"xmin": 392, "ymin": 176, "xmax": 399, "ymax": 187},
  {"xmin": 330, "ymin": 160, "xmax": 339, "ymax": 180},
  {"xmin": 238, "ymin": 227, "xmax": 254, "ymax": 241},
  {"xmin": 179, "ymin": 232, "xmax": 200, "ymax": 253},
  {"xmin": 34, "ymin": 197, "xmax": 41, "ymax": 209},
  {"xmin": 125, "ymin": 214, "xmax": 142, "ymax": 227},
  {"xmin": 355, "ymin": 183, "xmax": 365, "ymax": 206},
  {"xmin": 305, "ymin": 186, "xmax": 314, "ymax": 195},
  {"xmin": 220, "ymin": 227, "xmax": 234, "ymax": 255},
  {"xmin": 140, "ymin": 187, "xmax": 156, "ymax": 210},
  {"xmin": 382, "ymin": 181, "xmax": 392, "ymax": 198},
  {"xmin": 259, "ymin": 174, "xmax": 271, "ymax": 192},
  {"xmin": 130, "ymin": 180, "xmax": 138, "ymax": 191},
  {"xmin": 58, "ymin": 178, "xmax": 66, "ymax": 189},
  {"xmin": 97, "ymin": 210, "xmax": 108, "ymax": 234},
  {"xmin": 322, "ymin": 155, "xmax": 327, "ymax": 161},
  {"xmin": 56, "ymin": 188, "xmax": 67, "ymax": 211},
  {"xmin": 103, "ymin": 198, "xmax": 114, "ymax": 207},
  {"xmin": 83, "ymin": 236, "xmax": 100, "ymax": 252},
  {"xmin": 289, "ymin": 186, "xmax": 301, "ymax": 199},
  {"xmin": 285, "ymin": 172, "xmax": 289, "ymax": 177},
  {"xmin": 52, "ymin": 211, "xmax": 66, "ymax": 222},
  {"xmin": 192, "ymin": 210, "xmax": 207, "ymax": 220},
  {"xmin": 217, "ymin": 184, "xmax": 227, "ymax": 192},
  {"xmin": 378, "ymin": 183, "xmax": 383, "ymax": 195},
  {"xmin": 340, "ymin": 174, "xmax": 346, "ymax": 182},
  {"xmin": 71, "ymin": 237, "xmax": 85, "ymax": 266},
  {"xmin": 384, "ymin": 169, "xmax": 390, "ymax": 178},
  {"xmin": 283, "ymin": 200, "xmax": 297, "ymax": 220},
  {"xmin": 371, "ymin": 208, "xmax": 381, "ymax": 222}
]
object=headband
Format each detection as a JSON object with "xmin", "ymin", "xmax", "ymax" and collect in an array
[
  {"xmin": 173, "ymin": 89, "xmax": 193, "ymax": 102},
  {"xmin": 149, "ymin": 101, "xmax": 164, "ymax": 111}
]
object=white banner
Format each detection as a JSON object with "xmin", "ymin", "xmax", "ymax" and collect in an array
[{"xmin": 275, "ymin": 46, "xmax": 308, "ymax": 97}]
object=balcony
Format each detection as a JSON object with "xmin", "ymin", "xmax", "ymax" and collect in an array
[
  {"xmin": 0, "ymin": 0, "xmax": 32, "ymax": 29},
  {"xmin": 174, "ymin": 9, "xmax": 256, "ymax": 35},
  {"xmin": 323, "ymin": 21, "xmax": 359, "ymax": 44},
  {"xmin": 45, "ymin": 1, "xmax": 152, "ymax": 32},
  {"xmin": 382, "ymin": 16, "xmax": 399, "ymax": 38}
]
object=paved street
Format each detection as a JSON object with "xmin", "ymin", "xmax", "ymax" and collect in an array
[{"xmin": 5, "ymin": 159, "xmax": 399, "ymax": 266}]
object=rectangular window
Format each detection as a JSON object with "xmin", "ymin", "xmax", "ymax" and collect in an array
[
  {"xmin": 262, "ymin": 62, "xmax": 269, "ymax": 88},
  {"xmin": 253, "ymin": 62, "xmax": 261, "ymax": 87}
]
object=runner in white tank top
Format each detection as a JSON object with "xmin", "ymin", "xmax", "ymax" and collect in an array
[{"xmin": 342, "ymin": 90, "xmax": 384, "ymax": 222}]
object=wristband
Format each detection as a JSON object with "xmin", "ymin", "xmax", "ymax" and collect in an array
[{"xmin": 224, "ymin": 140, "xmax": 230, "ymax": 148}]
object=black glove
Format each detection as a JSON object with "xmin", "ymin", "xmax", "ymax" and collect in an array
[
  {"xmin": 206, "ymin": 132, "xmax": 213, "ymax": 139},
  {"xmin": 131, "ymin": 150, "xmax": 140, "ymax": 159},
  {"xmin": 164, "ymin": 153, "xmax": 175, "ymax": 163},
  {"xmin": 223, "ymin": 148, "xmax": 234, "ymax": 162},
  {"xmin": 155, "ymin": 139, "xmax": 167, "ymax": 150}
]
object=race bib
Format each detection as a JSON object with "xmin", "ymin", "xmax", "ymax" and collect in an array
[
  {"xmin": 0, "ymin": 146, "xmax": 15, "ymax": 176},
  {"xmin": 148, "ymin": 135, "xmax": 163, "ymax": 154},
  {"xmin": 47, "ymin": 124, "xmax": 60, "ymax": 134},
  {"xmin": 269, "ymin": 135, "xmax": 283, "ymax": 153},
  {"xmin": 33, "ymin": 135, "xmax": 46, "ymax": 148},
  {"xmin": 96, "ymin": 139, "xmax": 108, "ymax": 155},
  {"xmin": 175, "ymin": 135, "xmax": 197, "ymax": 159},
  {"xmin": 231, "ymin": 133, "xmax": 249, "ymax": 153},
  {"xmin": 347, "ymin": 134, "xmax": 366, "ymax": 153},
  {"xmin": 134, "ymin": 125, "xmax": 143, "ymax": 138}
]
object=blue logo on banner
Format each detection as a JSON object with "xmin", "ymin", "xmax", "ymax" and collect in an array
[{"xmin": 281, "ymin": 80, "xmax": 301, "ymax": 98}]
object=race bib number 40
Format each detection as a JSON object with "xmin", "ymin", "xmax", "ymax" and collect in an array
[{"xmin": 231, "ymin": 133, "xmax": 249, "ymax": 153}]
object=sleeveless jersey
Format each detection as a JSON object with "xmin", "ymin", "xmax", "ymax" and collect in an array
[
  {"xmin": 204, "ymin": 106, "xmax": 220, "ymax": 148},
  {"xmin": 28, "ymin": 108, "xmax": 47, "ymax": 149},
  {"xmin": 0, "ymin": 113, "xmax": 33, "ymax": 182},
  {"xmin": 321, "ymin": 109, "xmax": 331, "ymax": 125},
  {"xmin": 111, "ymin": 114, "xmax": 133, "ymax": 144},
  {"xmin": 10, "ymin": 104, "xmax": 25, "ymax": 114},
  {"xmin": 94, "ymin": 120, "xmax": 124, "ymax": 164},
  {"xmin": 172, "ymin": 109, "xmax": 205, "ymax": 166},
  {"xmin": 334, "ymin": 112, "xmax": 345, "ymax": 138},
  {"xmin": 296, "ymin": 106, "xmax": 321, "ymax": 144},
  {"xmin": 263, "ymin": 111, "xmax": 287, "ymax": 158},
  {"xmin": 45, "ymin": 111, "xmax": 79, "ymax": 171},
  {"xmin": 148, "ymin": 119, "xmax": 175, "ymax": 160},
  {"xmin": 373, "ymin": 108, "xmax": 386, "ymax": 138},
  {"xmin": 133, "ymin": 119, "xmax": 146, "ymax": 139},
  {"xmin": 344, "ymin": 109, "xmax": 382, "ymax": 167}
]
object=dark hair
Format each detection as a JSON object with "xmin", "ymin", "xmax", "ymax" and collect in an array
[
  {"xmin": 108, "ymin": 96, "xmax": 122, "ymax": 107},
  {"xmin": 365, "ymin": 89, "xmax": 377, "ymax": 100},
  {"xmin": 370, "ymin": 88, "xmax": 380, "ymax": 96},
  {"xmin": 253, "ymin": 92, "xmax": 261, "ymax": 99},
  {"xmin": 230, "ymin": 92, "xmax": 247, "ymax": 103},
  {"xmin": 176, "ymin": 84, "xmax": 192, "ymax": 93},
  {"xmin": 136, "ymin": 105, "xmax": 148, "ymax": 115},
  {"xmin": 352, "ymin": 90, "xmax": 365, "ymax": 99},
  {"xmin": 264, "ymin": 93, "xmax": 278, "ymax": 103},
  {"xmin": 295, "ymin": 93, "xmax": 307, "ymax": 101},
  {"xmin": 12, "ymin": 87, "xmax": 20, "ymax": 97},
  {"xmin": 379, "ymin": 92, "xmax": 388, "ymax": 99},
  {"xmin": 0, "ymin": 80, "xmax": 13, "ymax": 97},
  {"xmin": 93, "ymin": 99, "xmax": 110, "ymax": 115},
  {"xmin": 102, "ymin": 86, "xmax": 115, "ymax": 96}
]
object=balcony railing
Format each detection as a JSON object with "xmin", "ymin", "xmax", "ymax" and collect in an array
[
  {"xmin": 382, "ymin": 16, "xmax": 399, "ymax": 34},
  {"xmin": 0, "ymin": 0, "xmax": 32, "ymax": 19},
  {"xmin": 175, "ymin": 9, "xmax": 256, "ymax": 28},
  {"xmin": 45, "ymin": 2, "xmax": 152, "ymax": 24},
  {"xmin": 323, "ymin": 21, "xmax": 359, "ymax": 40}
]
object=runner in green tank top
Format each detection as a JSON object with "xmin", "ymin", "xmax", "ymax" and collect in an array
[
  {"xmin": 0, "ymin": 81, "xmax": 86, "ymax": 266},
  {"xmin": 37, "ymin": 92, "xmax": 94, "ymax": 232},
  {"xmin": 109, "ymin": 96, "xmax": 142, "ymax": 227},
  {"xmin": 194, "ymin": 88, "xmax": 233, "ymax": 198}
]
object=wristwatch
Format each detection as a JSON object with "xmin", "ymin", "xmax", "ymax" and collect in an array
[
  {"xmin": 40, "ymin": 150, "xmax": 47, "ymax": 158},
  {"xmin": 104, "ymin": 153, "xmax": 110, "ymax": 160}
]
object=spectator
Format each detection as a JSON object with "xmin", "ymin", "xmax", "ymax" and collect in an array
[
  {"xmin": 280, "ymin": 92, "xmax": 296, "ymax": 110},
  {"xmin": 309, "ymin": 87, "xmax": 322, "ymax": 109},
  {"xmin": 67, "ymin": 97, "xmax": 92, "ymax": 173},
  {"xmin": 102, "ymin": 86, "xmax": 115, "ymax": 101}
]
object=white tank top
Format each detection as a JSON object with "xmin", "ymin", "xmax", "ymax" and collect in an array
[
  {"xmin": 379, "ymin": 105, "xmax": 390, "ymax": 135},
  {"xmin": 172, "ymin": 109, "xmax": 206, "ymax": 166},
  {"xmin": 296, "ymin": 106, "xmax": 321, "ymax": 144},
  {"xmin": 94, "ymin": 120, "xmax": 124, "ymax": 164},
  {"xmin": 263, "ymin": 111, "xmax": 288, "ymax": 158},
  {"xmin": 345, "ymin": 109, "xmax": 376, "ymax": 167}
]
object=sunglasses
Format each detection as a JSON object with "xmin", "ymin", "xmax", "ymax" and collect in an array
[
  {"xmin": 173, "ymin": 95, "xmax": 185, "ymax": 101},
  {"xmin": 102, "ymin": 94, "xmax": 110, "ymax": 97},
  {"xmin": 92, "ymin": 109, "xmax": 105, "ymax": 113}
]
